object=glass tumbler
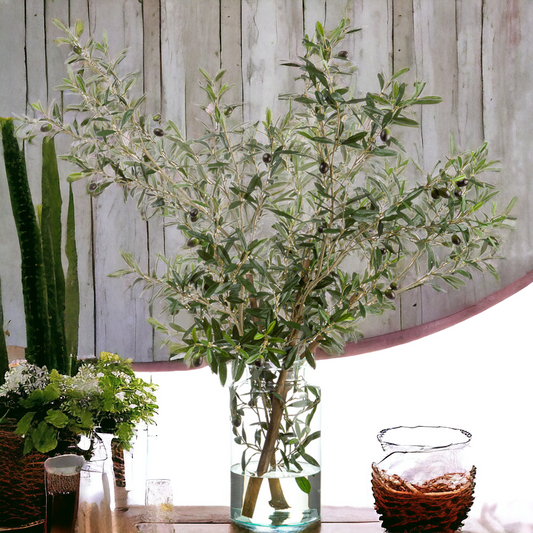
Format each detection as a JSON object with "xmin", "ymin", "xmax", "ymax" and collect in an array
[
  {"xmin": 371, "ymin": 426, "xmax": 476, "ymax": 533},
  {"xmin": 44, "ymin": 454, "xmax": 86, "ymax": 533}
]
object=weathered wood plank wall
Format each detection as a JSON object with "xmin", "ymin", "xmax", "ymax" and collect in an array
[{"xmin": 0, "ymin": 0, "xmax": 531, "ymax": 362}]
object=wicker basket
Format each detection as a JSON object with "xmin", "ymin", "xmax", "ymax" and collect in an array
[
  {"xmin": 372, "ymin": 463, "xmax": 476, "ymax": 533},
  {"xmin": 0, "ymin": 421, "xmax": 47, "ymax": 528},
  {"xmin": 111, "ymin": 438, "xmax": 126, "ymax": 488}
]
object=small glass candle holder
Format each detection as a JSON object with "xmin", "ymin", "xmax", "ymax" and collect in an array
[{"xmin": 372, "ymin": 426, "xmax": 476, "ymax": 533}]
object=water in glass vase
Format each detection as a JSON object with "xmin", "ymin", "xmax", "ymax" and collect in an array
[{"xmin": 231, "ymin": 462, "xmax": 321, "ymax": 530}]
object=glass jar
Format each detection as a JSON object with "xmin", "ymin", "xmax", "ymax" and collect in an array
[
  {"xmin": 230, "ymin": 361, "xmax": 321, "ymax": 530},
  {"xmin": 372, "ymin": 426, "xmax": 476, "ymax": 533}
]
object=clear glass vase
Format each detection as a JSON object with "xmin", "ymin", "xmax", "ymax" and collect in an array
[
  {"xmin": 230, "ymin": 361, "xmax": 321, "ymax": 531},
  {"xmin": 372, "ymin": 425, "xmax": 476, "ymax": 533}
]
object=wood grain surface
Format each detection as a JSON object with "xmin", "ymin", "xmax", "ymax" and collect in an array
[{"xmin": 0, "ymin": 0, "xmax": 530, "ymax": 361}]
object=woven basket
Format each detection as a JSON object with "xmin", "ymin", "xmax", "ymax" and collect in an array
[
  {"xmin": 111, "ymin": 438, "xmax": 126, "ymax": 488},
  {"xmin": 0, "ymin": 421, "xmax": 47, "ymax": 528},
  {"xmin": 372, "ymin": 463, "xmax": 476, "ymax": 533}
]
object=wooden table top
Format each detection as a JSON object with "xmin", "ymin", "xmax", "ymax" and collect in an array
[{"xmin": 78, "ymin": 503, "xmax": 384, "ymax": 533}]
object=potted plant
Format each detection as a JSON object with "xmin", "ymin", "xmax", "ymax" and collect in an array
[
  {"xmin": 0, "ymin": 353, "xmax": 157, "ymax": 528},
  {"xmin": 21, "ymin": 17, "xmax": 515, "ymax": 529}
]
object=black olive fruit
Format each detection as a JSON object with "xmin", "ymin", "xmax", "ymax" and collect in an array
[
  {"xmin": 384, "ymin": 289, "xmax": 396, "ymax": 300},
  {"xmin": 431, "ymin": 188, "xmax": 440, "ymax": 199},
  {"xmin": 190, "ymin": 208, "xmax": 199, "ymax": 217},
  {"xmin": 451, "ymin": 234, "xmax": 461, "ymax": 245},
  {"xmin": 262, "ymin": 153, "xmax": 272, "ymax": 164},
  {"xmin": 454, "ymin": 188, "xmax": 465, "ymax": 198},
  {"xmin": 319, "ymin": 161, "xmax": 329, "ymax": 174},
  {"xmin": 224, "ymin": 106, "xmax": 234, "ymax": 116},
  {"xmin": 380, "ymin": 248, "xmax": 387, "ymax": 256},
  {"xmin": 190, "ymin": 216, "xmax": 198, "ymax": 223},
  {"xmin": 232, "ymin": 415, "xmax": 242, "ymax": 427},
  {"xmin": 338, "ymin": 50, "xmax": 349, "ymax": 59},
  {"xmin": 192, "ymin": 356, "xmax": 204, "ymax": 368},
  {"xmin": 40, "ymin": 123, "xmax": 52, "ymax": 132},
  {"xmin": 456, "ymin": 178, "xmax": 469, "ymax": 188},
  {"xmin": 438, "ymin": 188, "xmax": 451, "ymax": 199},
  {"xmin": 389, "ymin": 282, "xmax": 399, "ymax": 291},
  {"xmin": 153, "ymin": 128, "xmax": 164, "ymax": 137},
  {"xmin": 317, "ymin": 226, "xmax": 324, "ymax": 234},
  {"xmin": 380, "ymin": 128, "xmax": 392, "ymax": 143},
  {"xmin": 187, "ymin": 238, "xmax": 199, "ymax": 248}
]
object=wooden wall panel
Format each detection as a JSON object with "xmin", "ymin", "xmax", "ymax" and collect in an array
[
  {"xmin": 63, "ymin": 1, "xmax": 95, "ymax": 356},
  {"xmin": 88, "ymin": 0, "xmax": 153, "ymax": 361},
  {"xmin": 241, "ymin": 0, "xmax": 304, "ymax": 121},
  {"xmin": 0, "ymin": 0, "xmax": 531, "ymax": 361},
  {"xmin": 483, "ymin": 0, "xmax": 533, "ymax": 287},
  {"xmin": 0, "ymin": 0, "xmax": 26, "ymax": 348}
]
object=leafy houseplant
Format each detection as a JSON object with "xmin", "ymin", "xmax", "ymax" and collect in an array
[
  {"xmin": 22, "ymin": 17, "xmax": 515, "ymax": 528},
  {"xmin": 0, "ymin": 353, "xmax": 157, "ymax": 527},
  {"xmin": 0, "ymin": 117, "xmax": 79, "ymax": 376},
  {"xmin": 0, "ymin": 352, "xmax": 157, "ymax": 455}
]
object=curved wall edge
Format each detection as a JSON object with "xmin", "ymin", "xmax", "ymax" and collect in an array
[
  {"xmin": 315, "ymin": 269, "xmax": 533, "ymax": 361},
  {"xmin": 131, "ymin": 269, "xmax": 533, "ymax": 372}
]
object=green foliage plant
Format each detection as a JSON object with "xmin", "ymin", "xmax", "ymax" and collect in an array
[
  {"xmin": 41, "ymin": 136, "xmax": 67, "ymax": 372},
  {"xmin": 22, "ymin": 18, "xmax": 516, "ymax": 517},
  {"xmin": 1, "ymin": 118, "xmax": 51, "ymax": 369},
  {"xmin": 1, "ymin": 119, "xmax": 79, "ymax": 375},
  {"xmin": 0, "ymin": 280, "xmax": 9, "ymax": 385},
  {"xmin": 0, "ymin": 352, "xmax": 157, "ymax": 454}
]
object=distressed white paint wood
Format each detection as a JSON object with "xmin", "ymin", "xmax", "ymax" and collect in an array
[
  {"xmin": 0, "ymin": 0, "xmax": 531, "ymax": 362},
  {"xmin": 413, "ymin": 1, "xmax": 477, "ymax": 324},
  {"xmin": 141, "ymin": 0, "xmax": 166, "ymax": 361},
  {"xmin": 483, "ymin": 0, "xmax": 533, "ymax": 287},
  {"xmin": 0, "ymin": 0, "xmax": 27, "ymax": 348},
  {"xmin": 390, "ymin": 0, "xmax": 423, "ymax": 331},
  {"xmin": 89, "ymin": 0, "xmax": 153, "ymax": 361},
  {"xmin": 221, "ymin": 0, "xmax": 244, "ymax": 122},
  {"xmin": 241, "ymin": 0, "xmax": 304, "ymax": 121},
  {"xmin": 64, "ymin": 0, "xmax": 96, "ymax": 357}
]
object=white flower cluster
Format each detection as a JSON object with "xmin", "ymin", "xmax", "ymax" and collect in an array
[
  {"xmin": 61, "ymin": 365, "xmax": 102, "ymax": 395},
  {"xmin": 0, "ymin": 362, "xmax": 50, "ymax": 398}
]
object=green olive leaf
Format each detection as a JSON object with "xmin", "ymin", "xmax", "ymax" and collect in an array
[{"xmin": 296, "ymin": 476, "xmax": 311, "ymax": 494}]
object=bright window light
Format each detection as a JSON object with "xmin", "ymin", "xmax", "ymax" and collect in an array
[{"xmin": 130, "ymin": 281, "xmax": 533, "ymax": 529}]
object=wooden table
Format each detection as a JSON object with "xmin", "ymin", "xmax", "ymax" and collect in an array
[{"xmin": 78, "ymin": 503, "xmax": 385, "ymax": 532}]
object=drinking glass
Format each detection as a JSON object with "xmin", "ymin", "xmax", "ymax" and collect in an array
[{"xmin": 44, "ymin": 454, "xmax": 86, "ymax": 533}]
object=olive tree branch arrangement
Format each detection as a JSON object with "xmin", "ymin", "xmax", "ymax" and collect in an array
[{"xmin": 20, "ymin": 17, "xmax": 516, "ymax": 518}]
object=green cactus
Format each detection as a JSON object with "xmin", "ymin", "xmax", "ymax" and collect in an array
[
  {"xmin": 0, "ymin": 279, "xmax": 9, "ymax": 385},
  {"xmin": 64, "ymin": 181, "xmax": 79, "ymax": 374},
  {"xmin": 1, "ymin": 117, "xmax": 51, "ymax": 368},
  {"xmin": 41, "ymin": 136, "xmax": 67, "ymax": 372}
]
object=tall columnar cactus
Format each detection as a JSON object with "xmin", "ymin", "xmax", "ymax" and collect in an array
[
  {"xmin": 64, "ymin": 181, "xmax": 80, "ymax": 373},
  {"xmin": 0, "ymin": 117, "xmax": 51, "ymax": 368},
  {"xmin": 1, "ymin": 118, "xmax": 79, "ymax": 373},
  {"xmin": 41, "ymin": 136, "xmax": 67, "ymax": 372},
  {"xmin": 0, "ymin": 279, "xmax": 9, "ymax": 384}
]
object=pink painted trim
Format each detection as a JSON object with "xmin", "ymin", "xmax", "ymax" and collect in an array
[
  {"xmin": 315, "ymin": 269, "xmax": 533, "ymax": 360},
  {"xmin": 132, "ymin": 270, "xmax": 533, "ymax": 372}
]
